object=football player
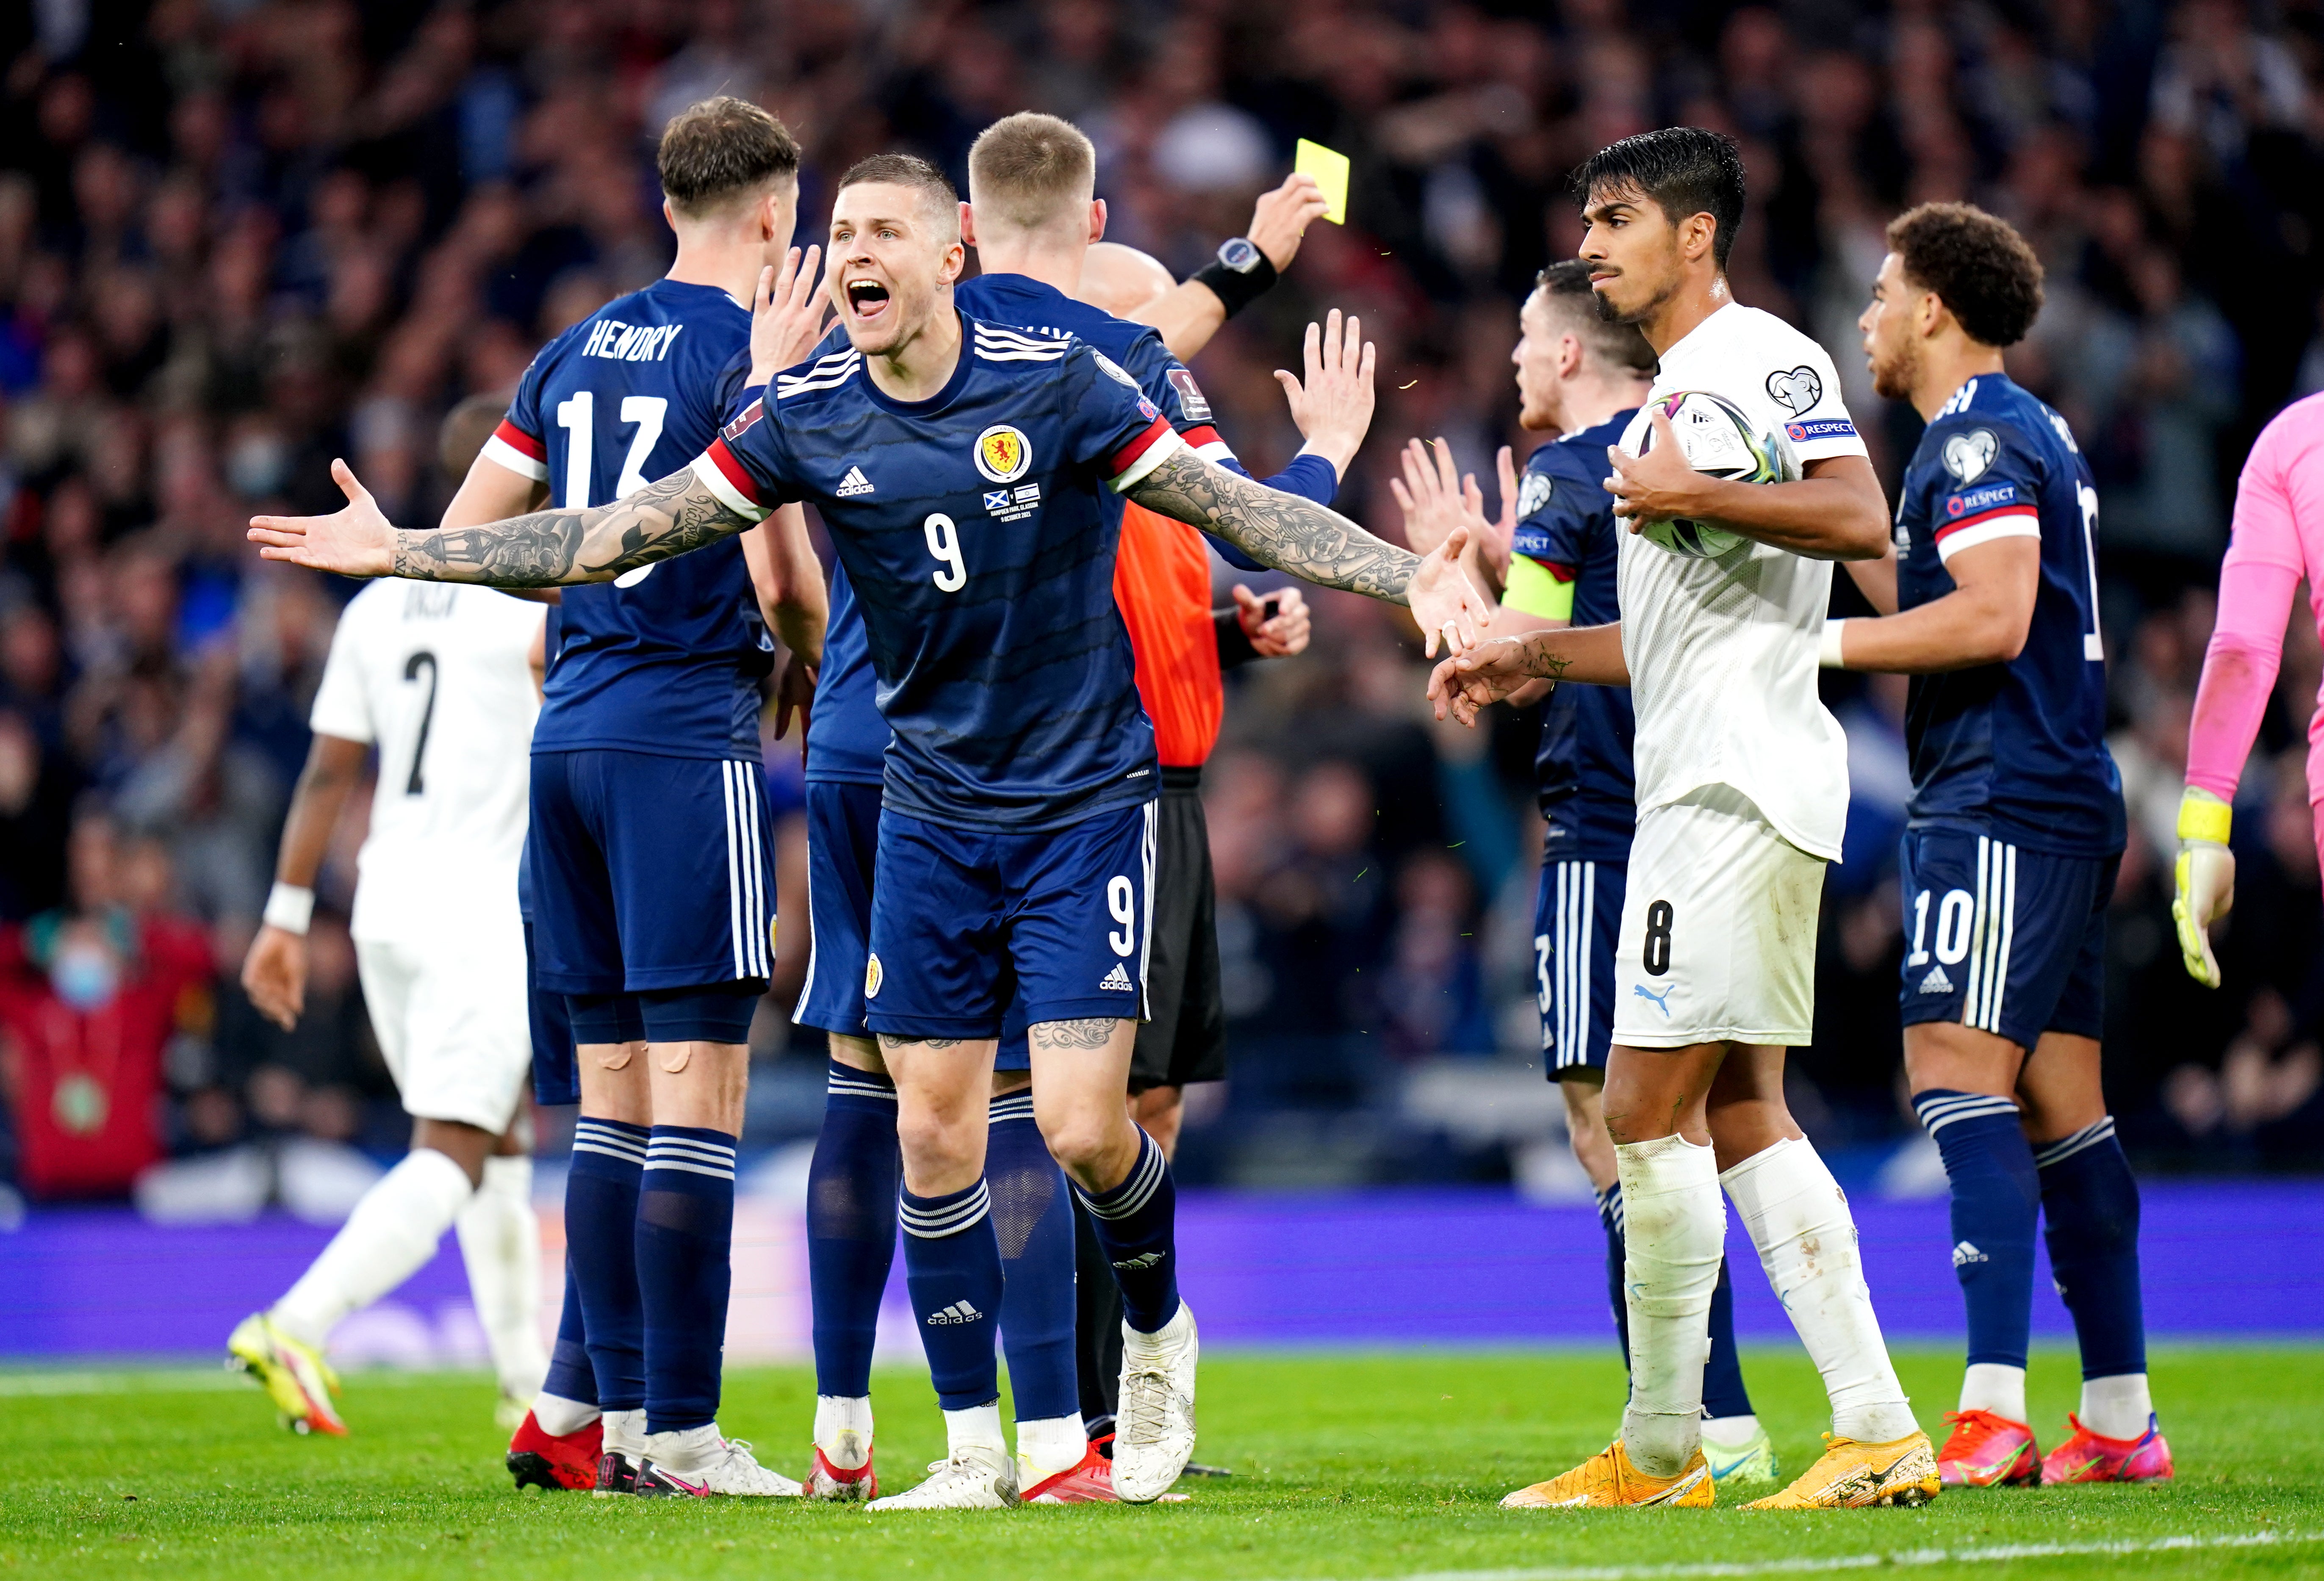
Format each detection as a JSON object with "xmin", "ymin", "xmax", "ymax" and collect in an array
[{"xmin": 1839, "ymin": 202, "xmax": 2164, "ymax": 1487}]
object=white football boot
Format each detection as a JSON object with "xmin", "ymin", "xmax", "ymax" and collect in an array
[
  {"xmin": 634, "ymin": 1430, "xmax": 804, "ymax": 1497},
  {"xmin": 1112, "ymin": 1302, "xmax": 1198, "ymax": 1503},
  {"xmin": 865, "ymin": 1444, "xmax": 1019, "ymax": 1511}
]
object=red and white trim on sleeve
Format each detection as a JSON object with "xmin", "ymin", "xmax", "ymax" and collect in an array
[
  {"xmin": 691, "ymin": 439, "xmax": 771, "ymax": 522},
  {"xmin": 482, "ymin": 420, "xmax": 549, "ymax": 482},
  {"xmin": 1933, "ymin": 506, "xmax": 2041, "ymax": 563},
  {"xmin": 1106, "ymin": 417, "xmax": 1184, "ymax": 493},
  {"xmin": 1180, "ymin": 423, "xmax": 1236, "ymax": 465}
]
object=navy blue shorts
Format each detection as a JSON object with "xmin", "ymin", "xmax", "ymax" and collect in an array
[
  {"xmin": 1535, "ymin": 852, "xmax": 1625, "ymax": 1079},
  {"xmin": 524, "ymin": 919, "xmax": 579, "ymax": 1107},
  {"xmin": 1897, "ymin": 828, "xmax": 2116, "ymax": 1049},
  {"xmin": 794, "ymin": 780, "xmax": 882, "ymax": 1039},
  {"xmin": 529, "ymin": 749, "xmax": 775, "ymax": 996},
  {"xmin": 865, "ymin": 801, "xmax": 1155, "ymax": 1041}
]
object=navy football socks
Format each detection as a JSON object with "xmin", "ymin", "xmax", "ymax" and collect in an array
[
  {"xmin": 1599, "ymin": 1180, "xmax": 1755, "ymax": 1420},
  {"xmin": 1915, "ymin": 1089, "xmax": 2041, "ymax": 1376},
  {"xmin": 1074, "ymin": 1129, "xmax": 1181, "ymax": 1334},
  {"xmin": 988, "ymin": 1091, "xmax": 1079, "ymax": 1423},
  {"xmin": 2036, "ymin": 1116, "xmax": 2147, "ymax": 1382},
  {"xmin": 567, "ymin": 1117, "xmax": 648, "ymax": 1414},
  {"xmin": 806, "ymin": 1060, "xmax": 899, "ymax": 1399},
  {"xmin": 636, "ymin": 1125, "xmax": 737, "ymax": 1434},
  {"xmin": 899, "ymin": 1177, "xmax": 1005, "ymax": 1410},
  {"xmin": 540, "ymin": 1252, "xmax": 597, "ymax": 1409}
]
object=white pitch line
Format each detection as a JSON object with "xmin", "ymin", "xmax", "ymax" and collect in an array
[{"xmin": 1318, "ymin": 1529, "xmax": 2319, "ymax": 1581}]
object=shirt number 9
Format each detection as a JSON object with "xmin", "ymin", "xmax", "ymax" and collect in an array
[{"xmin": 925, "ymin": 512, "xmax": 967, "ymax": 592}]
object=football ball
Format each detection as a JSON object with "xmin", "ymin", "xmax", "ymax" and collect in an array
[{"xmin": 1619, "ymin": 390, "xmax": 1793, "ymax": 558}]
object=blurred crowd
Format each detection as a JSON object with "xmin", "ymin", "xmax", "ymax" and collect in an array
[{"xmin": 4, "ymin": 0, "xmax": 2324, "ymax": 1204}]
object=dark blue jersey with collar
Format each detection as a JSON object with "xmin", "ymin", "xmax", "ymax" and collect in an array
[
  {"xmin": 1510, "ymin": 412, "xmax": 1638, "ymax": 860},
  {"xmin": 498, "ymin": 277, "xmax": 769, "ymax": 761},
  {"xmin": 1896, "ymin": 373, "xmax": 2125, "ymax": 856},
  {"xmin": 784, "ymin": 271, "xmax": 1335, "ymax": 787},
  {"xmin": 703, "ymin": 311, "xmax": 1180, "ymax": 830}
]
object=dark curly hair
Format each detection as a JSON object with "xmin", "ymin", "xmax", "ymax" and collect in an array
[{"xmin": 1886, "ymin": 203, "xmax": 2044, "ymax": 348}]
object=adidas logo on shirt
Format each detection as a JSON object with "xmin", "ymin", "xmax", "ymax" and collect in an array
[
  {"xmin": 1100, "ymin": 963, "xmax": 1135, "ymax": 992},
  {"xmin": 926, "ymin": 1300, "xmax": 983, "ymax": 1326},
  {"xmin": 1952, "ymin": 1241, "xmax": 1989, "ymax": 1267},
  {"xmin": 1919, "ymin": 965, "xmax": 1955, "ymax": 994},
  {"xmin": 836, "ymin": 465, "xmax": 874, "ymax": 497}
]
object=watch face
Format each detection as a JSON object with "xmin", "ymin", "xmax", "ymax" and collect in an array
[{"xmin": 1218, "ymin": 237, "xmax": 1261, "ymax": 273}]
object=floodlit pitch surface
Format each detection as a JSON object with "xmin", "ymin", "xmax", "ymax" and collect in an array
[{"xmin": 2, "ymin": 1346, "xmax": 2315, "ymax": 1579}]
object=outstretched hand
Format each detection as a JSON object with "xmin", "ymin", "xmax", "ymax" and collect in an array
[
  {"xmin": 1389, "ymin": 436, "xmax": 1490, "ymax": 559},
  {"xmin": 248, "ymin": 458, "xmax": 397, "ymax": 578},
  {"xmin": 1247, "ymin": 172, "xmax": 1333, "ymax": 271},
  {"xmin": 751, "ymin": 244, "xmax": 830, "ymax": 384},
  {"xmin": 1274, "ymin": 309, "xmax": 1373, "ymax": 476},
  {"xmin": 1406, "ymin": 524, "xmax": 1488, "ymax": 658},
  {"xmin": 1427, "ymin": 635, "xmax": 1540, "ymax": 727}
]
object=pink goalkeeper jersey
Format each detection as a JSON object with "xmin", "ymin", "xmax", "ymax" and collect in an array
[{"xmin": 2186, "ymin": 393, "xmax": 2324, "ymax": 813}]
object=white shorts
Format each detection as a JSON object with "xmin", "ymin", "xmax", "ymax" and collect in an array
[
  {"xmin": 355, "ymin": 929, "xmax": 530, "ymax": 1133},
  {"xmin": 1611, "ymin": 784, "xmax": 1826, "ymax": 1049}
]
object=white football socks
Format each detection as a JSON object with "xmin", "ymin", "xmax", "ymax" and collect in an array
[
  {"xmin": 2080, "ymin": 1372, "xmax": 2153, "ymax": 1440},
  {"xmin": 532, "ymin": 1391, "xmax": 600, "ymax": 1437},
  {"xmin": 602, "ymin": 1407, "xmax": 648, "ymax": 1458},
  {"xmin": 271, "ymin": 1146, "xmax": 474, "ymax": 1348},
  {"xmin": 1700, "ymin": 1412, "xmax": 1762, "ymax": 1451},
  {"xmin": 1961, "ymin": 1361, "xmax": 2028, "ymax": 1426},
  {"xmin": 815, "ymin": 1395, "xmax": 875, "ymax": 1468},
  {"xmin": 1723, "ymin": 1136, "xmax": 1917, "ymax": 1444},
  {"xmin": 457, "ymin": 1155, "xmax": 547, "ymax": 1402},
  {"xmin": 1016, "ymin": 1414, "xmax": 1086, "ymax": 1482},
  {"xmin": 1613, "ymin": 1133, "xmax": 1723, "ymax": 1477},
  {"xmin": 943, "ymin": 1401, "xmax": 1008, "ymax": 1462},
  {"xmin": 647, "ymin": 1422, "xmax": 724, "ymax": 1473}
]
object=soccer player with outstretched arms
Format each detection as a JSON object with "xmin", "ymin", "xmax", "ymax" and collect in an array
[
  {"xmin": 1838, "ymin": 203, "xmax": 2166, "ymax": 1487},
  {"xmin": 248, "ymin": 154, "xmax": 1485, "ymax": 1510},
  {"xmin": 2176, "ymin": 392, "xmax": 2324, "ymax": 986},
  {"xmin": 425, "ymin": 97, "xmax": 829, "ymax": 1500},
  {"xmin": 777, "ymin": 115, "xmax": 1349, "ymax": 1507},
  {"xmin": 1397, "ymin": 257, "xmax": 1778, "ymax": 1494},
  {"xmin": 1431, "ymin": 128, "xmax": 1933, "ymax": 1511}
]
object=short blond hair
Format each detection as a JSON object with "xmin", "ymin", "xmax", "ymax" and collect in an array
[{"xmin": 967, "ymin": 112, "xmax": 1096, "ymax": 232}]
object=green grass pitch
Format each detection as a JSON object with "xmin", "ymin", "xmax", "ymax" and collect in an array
[{"xmin": 3, "ymin": 1346, "xmax": 2317, "ymax": 1579}]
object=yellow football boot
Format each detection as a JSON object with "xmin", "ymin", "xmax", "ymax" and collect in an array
[
  {"xmin": 1502, "ymin": 1439, "xmax": 1714, "ymax": 1509},
  {"xmin": 1745, "ymin": 1431, "xmax": 1939, "ymax": 1509},
  {"xmin": 227, "ymin": 1312, "xmax": 346, "ymax": 1436}
]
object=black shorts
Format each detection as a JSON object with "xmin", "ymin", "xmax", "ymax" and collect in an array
[{"xmin": 1129, "ymin": 771, "xmax": 1225, "ymax": 1093}]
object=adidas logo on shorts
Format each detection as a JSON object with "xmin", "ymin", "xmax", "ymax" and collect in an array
[
  {"xmin": 1100, "ymin": 963, "xmax": 1135, "ymax": 991},
  {"xmin": 1919, "ymin": 964, "xmax": 1954, "ymax": 994}
]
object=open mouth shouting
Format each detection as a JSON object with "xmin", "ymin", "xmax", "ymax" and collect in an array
[{"xmin": 844, "ymin": 275, "xmax": 892, "ymax": 327}]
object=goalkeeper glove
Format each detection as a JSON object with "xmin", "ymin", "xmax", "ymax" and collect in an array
[{"xmin": 2171, "ymin": 786, "xmax": 2235, "ymax": 988}]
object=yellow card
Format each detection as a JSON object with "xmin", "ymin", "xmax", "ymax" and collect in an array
[{"xmin": 1295, "ymin": 138, "xmax": 1350, "ymax": 225}]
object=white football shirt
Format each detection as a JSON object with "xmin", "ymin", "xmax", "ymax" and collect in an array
[
  {"xmin": 307, "ymin": 581, "xmax": 544, "ymax": 943},
  {"xmin": 1614, "ymin": 302, "xmax": 1869, "ymax": 861}
]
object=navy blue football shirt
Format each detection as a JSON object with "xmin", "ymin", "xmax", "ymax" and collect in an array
[
  {"xmin": 1896, "ymin": 373, "xmax": 2125, "ymax": 856},
  {"xmin": 701, "ymin": 312, "xmax": 1180, "ymax": 830},
  {"xmin": 497, "ymin": 277, "xmax": 770, "ymax": 761},
  {"xmin": 766, "ymin": 271, "xmax": 1336, "ymax": 789},
  {"xmin": 1509, "ymin": 411, "xmax": 1638, "ymax": 859}
]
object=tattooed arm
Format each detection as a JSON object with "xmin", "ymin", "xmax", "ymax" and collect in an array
[
  {"xmin": 1425, "ymin": 622, "xmax": 1629, "ymax": 727},
  {"xmin": 248, "ymin": 458, "xmax": 760, "ymax": 586},
  {"xmin": 1123, "ymin": 446, "xmax": 1488, "ymax": 655}
]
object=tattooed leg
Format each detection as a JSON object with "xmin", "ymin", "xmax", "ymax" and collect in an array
[
  {"xmin": 1025, "ymin": 1017, "xmax": 1141, "ymax": 1193},
  {"xmin": 878, "ymin": 1034, "xmax": 1000, "ymax": 1198}
]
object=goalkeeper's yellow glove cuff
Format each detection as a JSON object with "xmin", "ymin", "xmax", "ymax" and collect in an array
[{"xmin": 2177, "ymin": 786, "xmax": 2231, "ymax": 846}]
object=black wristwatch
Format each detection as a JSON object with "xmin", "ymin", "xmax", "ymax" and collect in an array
[{"xmin": 1194, "ymin": 237, "xmax": 1280, "ymax": 318}]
